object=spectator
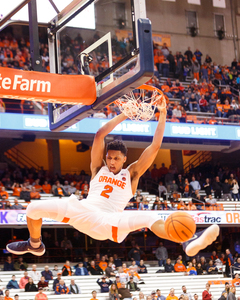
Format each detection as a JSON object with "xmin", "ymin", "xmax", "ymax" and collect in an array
[
  {"xmin": 188, "ymin": 94, "xmax": 200, "ymax": 112},
  {"xmin": 181, "ymin": 286, "xmax": 192, "ymax": 300},
  {"xmin": 157, "ymin": 289, "xmax": 166, "ymax": 300},
  {"xmin": 12, "ymin": 183, "xmax": 22, "ymax": 197},
  {"xmin": 4, "ymin": 290, "xmax": 13, "ymax": 300},
  {"xmin": 88, "ymin": 260, "xmax": 103, "ymax": 275},
  {"xmin": 212, "ymin": 176, "xmax": 222, "ymax": 199},
  {"xmin": 190, "ymin": 176, "xmax": 201, "ymax": 193},
  {"xmin": 55, "ymin": 279, "xmax": 71, "ymax": 294},
  {"xmin": 99, "ymin": 256, "xmax": 108, "ymax": 272},
  {"xmin": 34, "ymin": 287, "xmax": 48, "ymax": 300},
  {"xmin": 14, "ymin": 257, "xmax": 28, "ymax": 271},
  {"xmin": 130, "ymin": 261, "xmax": 138, "ymax": 273},
  {"xmin": 225, "ymin": 249, "xmax": 234, "ymax": 277},
  {"xmin": 19, "ymin": 187, "xmax": 31, "ymax": 202},
  {"xmin": 158, "ymin": 182, "xmax": 167, "ymax": 198},
  {"xmin": 52, "ymin": 265, "xmax": 59, "ymax": 277},
  {"xmin": 19, "ymin": 271, "xmax": 29, "ymax": 289},
  {"xmin": 109, "ymin": 283, "xmax": 120, "ymax": 300},
  {"xmin": 62, "ymin": 260, "xmax": 72, "ymax": 276},
  {"xmin": 206, "ymin": 260, "xmax": 218, "ymax": 274},
  {"xmin": 54, "ymin": 182, "xmax": 67, "ymax": 197},
  {"xmin": 196, "ymin": 263, "xmax": 203, "ymax": 275},
  {"xmin": 41, "ymin": 266, "xmax": 53, "ymax": 281},
  {"xmin": 25, "ymin": 277, "xmax": 38, "ymax": 292},
  {"xmin": 75, "ymin": 262, "xmax": 89, "ymax": 276},
  {"xmin": 155, "ymin": 242, "xmax": 168, "ymax": 266},
  {"xmin": 7, "ymin": 275, "xmax": 19, "ymax": 289},
  {"xmin": 97, "ymin": 276, "xmax": 112, "ymax": 293},
  {"xmin": 222, "ymin": 282, "xmax": 230, "ymax": 298},
  {"xmin": 166, "ymin": 288, "xmax": 178, "ymax": 300},
  {"xmin": 116, "ymin": 267, "xmax": 129, "ymax": 283},
  {"xmin": 232, "ymin": 273, "xmax": 240, "ymax": 287},
  {"xmin": 174, "ymin": 258, "xmax": 186, "ymax": 272},
  {"xmin": 187, "ymin": 262, "xmax": 197, "ymax": 276},
  {"xmin": 138, "ymin": 260, "xmax": 147, "ymax": 274},
  {"xmin": 113, "ymin": 254, "xmax": 122, "ymax": 268},
  {"xmin": 4, "ymin": 257, "xmax": 14, "ymax": 271},
  {"xmin": 14, "ymin": 295, "xmax": 19, "ymax": 300},
  {"xmin": 52, "ymin": 273, "xmax": 61, "ymax": 291},
  {"xmin": 29, "ymin": 264, "xmax": 41, "ymax": 283},
  {"xmin": 69, "ymin": 279, "xmax": 81, "ymax": 294},
  {"xmin": 219, "ymin": 293, "xmax": 227, "ymax": 300},
  {"xmin": 90, "ymin": 290, "xmax": 98, "ymax": 300},
  {"xmin": 202, "ymin": 283, "xmax": 212, "ymax": 300},
  {"xmin": 30, "ymin": 186, "xmax": 41, "ymax": 199},
  {"xmin": 187, "ymin": 200, "xmax": 197, "ymax": 211},
  {"xmin": 128, "ymin": 244, "xmax": 143, "ymax": 265},
  {"xmin": 37, "ymin": 276, "xmax": 48, "ymax": 290},
  {"xmin": 118, "ymin": 282, "xmax": 132, "ymax": 300},
  {"xmin": 42, "ymin": 181, "xmax": 52, "ymax": 194},
  {"xmin": 222, "ymin": 179, "xmax": 232, "ymax": 201},
  {"xmin": 164, "ymin": 258, "xmax": 174, "ymax": 273},
  {"xmin": 229, "ymin": 287, "xmax": 236, "ymax": 300},
  {"xmin": 126, "ymin": 276, "xmax": 140, "ymax": 292},
  {"xmin": 231, "ymin": 179, "xmax": 240, "ymax": 201}
]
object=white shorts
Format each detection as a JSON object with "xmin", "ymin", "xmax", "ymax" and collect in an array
[{"xmin": 27, "ymin": 195, "xmax": 159, "ymax": 243}]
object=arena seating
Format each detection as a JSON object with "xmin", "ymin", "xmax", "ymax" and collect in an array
[{"xmin": 0, "ymin": 264, "xmax": 232, "ymax": 300}]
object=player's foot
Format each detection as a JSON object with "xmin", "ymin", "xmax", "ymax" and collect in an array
[
  {"xmin": 6, "ymin": 239, "xmax": 45, "ymax": 256},
  {"xmin": 182, "ymin": 224, "xmax": 219, "ymax": 257}
]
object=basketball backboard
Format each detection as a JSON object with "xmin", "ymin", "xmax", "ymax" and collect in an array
[{"xmin": 47, "ymin": 0, "xmax": 154, "ymax": 131}]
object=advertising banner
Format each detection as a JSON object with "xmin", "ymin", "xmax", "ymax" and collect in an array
[
  {"xmin": 0, "ymin": 67, "xmax": 96, "ymax": 105},
  {"xmin": 0, "ymin": 210, "xmax": 240, "ymax": 226}
]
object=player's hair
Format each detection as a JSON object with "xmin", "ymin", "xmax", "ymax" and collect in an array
[{"xmin": 106, "ymin": 140, "xmax": 128, "ymax": 156}]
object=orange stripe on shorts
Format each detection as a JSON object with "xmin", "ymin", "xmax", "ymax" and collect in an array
[
  {"xmin": 61, "ymin": 217, "xmax": 70, "ymax": 223},
  {"xmin": 112, "ymin": 226, "xmax": 118, "ymax": 242}
]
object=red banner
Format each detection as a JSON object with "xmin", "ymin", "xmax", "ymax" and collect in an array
[{"xmin": 0, "ymin": 67, "xmax": 96, "ymax": 105}]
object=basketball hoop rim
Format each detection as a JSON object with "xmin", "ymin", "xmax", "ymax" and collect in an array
[{"xmin": 137, "ymin": 84, "xmax": 163, "ymax": 95}]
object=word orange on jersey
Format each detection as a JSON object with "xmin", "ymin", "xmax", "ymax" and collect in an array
[{"xmin": 99, "ymin": 176, "xmax": 126, "ymax": 189}]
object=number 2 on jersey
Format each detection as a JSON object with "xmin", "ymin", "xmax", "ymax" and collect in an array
[{"xmin": 100, "ymin": 185, "xmax": 113, "ymax": 199}]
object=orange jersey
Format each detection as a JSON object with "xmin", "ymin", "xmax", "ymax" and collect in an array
[
  {"xmin": 232, "ymin": 278, "xmax": 240, "ymax": 287},
  {"xmin": 13, "ymin": 187, "xmax": 22, "ymax": 197},
  {"xmin": 174, "ymin": 263, "xmax": 186, "ymax": 272},
  {"xmin": 42, "ymin": 184, "xmax": 52, "ymax": 194},
  {"xmin": 99, "ymin": 261, "xmax": 108, "ymax": 271},
  {"xmin": 166, "ymin": 295, "xmax": 178, "ymax": 300},
  {"xmin": 0, "ymin": 191, "xmax": 9, "ymax": 199}
]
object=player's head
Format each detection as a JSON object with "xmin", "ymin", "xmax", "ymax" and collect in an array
[{"xmin": 106, "ymin": 140, "xmax": 127, "ymax": 174}]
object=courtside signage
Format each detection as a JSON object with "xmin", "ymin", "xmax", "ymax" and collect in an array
[
  {"xmin": 170, "ymin": 124, "xmax": 218, "ymax": 138},
  {"xmin": 0, "ymin": 67, "xmax": 96, "ymax": 105},
  {"xmin": 0, "ymin": 210, "xmax": 239, "ymax": 226}
]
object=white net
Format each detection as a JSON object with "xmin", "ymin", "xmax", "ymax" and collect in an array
[{"xmin": 116, "ymin": 88, "xmax": 165, "ymax": 122}]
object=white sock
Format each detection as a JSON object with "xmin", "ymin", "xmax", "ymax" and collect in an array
[{"xmin": 30, "ymin": 238, "xmax": 41, "ymax": 249}]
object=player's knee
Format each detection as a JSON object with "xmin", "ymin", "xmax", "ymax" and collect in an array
[{"xmin": 26, "ymin": 201, "xmax": 45, "ymax": 220}]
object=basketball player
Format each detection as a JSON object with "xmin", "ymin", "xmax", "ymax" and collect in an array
[{"xmin": 7, "ymin": 97, "xmax": 219, "ymax": 257}]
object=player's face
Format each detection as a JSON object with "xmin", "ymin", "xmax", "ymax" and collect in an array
[{"xmin": 106, "ymin": 150, "xmax": 126, "ymax": 174}]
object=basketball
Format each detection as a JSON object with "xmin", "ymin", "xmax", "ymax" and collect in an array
[{"xmin": 164, "ymin": 212, "xmax": 196, "ymax": 243}]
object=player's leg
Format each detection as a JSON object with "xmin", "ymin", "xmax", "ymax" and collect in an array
[
  {"xmin": 114, "ymin": 211, "xmax": 179, "ymax": 243},
  {"xmin": 7, "ymin": 197, "xmax": 69, "ymax": 256},
  {"xmin": 114, "ymin": 211, "xmax": 219, "ymax": 257}
]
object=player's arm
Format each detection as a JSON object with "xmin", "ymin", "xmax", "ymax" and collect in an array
[
  {"xmin": 128, "ymin": 99, "xmax": 166, "ymax": 179},
  {"xmin": 91, "ymin": 113, "xmax": 128, "ymax": 177}
]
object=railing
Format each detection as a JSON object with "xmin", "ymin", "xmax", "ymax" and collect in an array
[
  {"xmin": 183, "ymin": 151, "xmax": 212, "ymax": 173},
  {"xmin": 5, "ymin": 147, "xmax": 41, "ymax": 170}
]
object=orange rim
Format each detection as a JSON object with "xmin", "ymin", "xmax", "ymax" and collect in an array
[{"xmin": 137, "ymin": 84, "xmax": 169, "ymax": 104}]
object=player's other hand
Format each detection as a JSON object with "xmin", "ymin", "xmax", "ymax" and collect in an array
[{"xmin": 156, "ymin": 94, "xmax": 166, "ymax": 114}]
